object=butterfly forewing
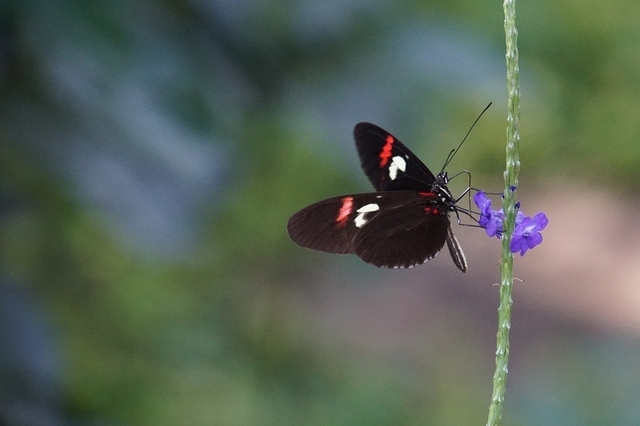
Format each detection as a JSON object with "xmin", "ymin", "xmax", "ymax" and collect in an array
[
  {"xmin": 287, "ymin": 191, "xmax": 452, "ymax": 269},
  {"xmin": 354, "ymin": 122, "xmax": 437, "ymax": 192},
  {"xmin": 287, "ymin": 194, "xmax": 376, "ymax": 255}
]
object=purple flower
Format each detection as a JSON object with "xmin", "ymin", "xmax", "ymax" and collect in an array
[
  {"xmin": 474, "ymin": 190, "xmax": 549, "ymax": 255},
  {"xmin": 510, "ymin": 212, "xmax": 549, "ymax": 256},
  {"xmin": 474, "ymin": 191, "xmax": 505, "ymax": 237}
]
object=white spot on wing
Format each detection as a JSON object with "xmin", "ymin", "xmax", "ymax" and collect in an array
[
  {"xmin": 354, "ymin": 203, "xmax": 380, "ymax": 228},
  {"xmin": 388, "ymin": 156, "xmax": 407, "ymax": 180},
  {"xmin": 357, "ymin": 203, "xmax": 380, "ymax": 213}
]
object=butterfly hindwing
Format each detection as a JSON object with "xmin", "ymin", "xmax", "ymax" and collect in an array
[
  {"xmin": 352, "ymin": 195, "xmax": 450, "ymax": 268},
  {"xmin": 354, "ymin": 122, "xmax": 437, "ymax": 192}
]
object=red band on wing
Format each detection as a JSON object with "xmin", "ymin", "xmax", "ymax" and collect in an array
[
  {"xmin": 336, "ymin": 196, "xmax": 354, "ymax": 226},
  {"xmin": 379, "ymin": 135, "xmax": 394, "ymax": 167}
]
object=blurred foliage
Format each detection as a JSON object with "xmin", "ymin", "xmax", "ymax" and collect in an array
[{"xmin": 1, "ymin": 0, "xmax": 640, "ymax": 425}]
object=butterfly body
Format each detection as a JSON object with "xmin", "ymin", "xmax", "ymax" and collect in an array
[{"xmin": 287, "ymin": 122, "xmax": 467, "ymax": 272}]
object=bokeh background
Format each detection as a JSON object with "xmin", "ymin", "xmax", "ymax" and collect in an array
[{"xmin": 2, "ymin": 1, "xmax": 640, "ymax": 425}]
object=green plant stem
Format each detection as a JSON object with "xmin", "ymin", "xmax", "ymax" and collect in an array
[{"xmin": 486, "ymin": 0, "xmax": 521, "ymax": 425}]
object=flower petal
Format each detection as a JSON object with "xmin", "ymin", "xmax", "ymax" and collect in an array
[{"xmin": 532, "ymin": 212, "xmax": 549, "ymax": 230}]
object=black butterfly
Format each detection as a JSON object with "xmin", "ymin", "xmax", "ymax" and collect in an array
[{"xmin": 287, "ymin": 122, "xmax": 470, "ymax": 271}]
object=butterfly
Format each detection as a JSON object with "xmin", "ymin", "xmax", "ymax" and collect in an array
[{"xmin": 287, "ymin": 121, "xmax": 476, "ymax": 271}]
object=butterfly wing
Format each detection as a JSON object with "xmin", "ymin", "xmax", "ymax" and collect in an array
[
  {"xmin": 354, "ymin": 122, "xmax": 437, "ymax": 192},
  {"xmin": 287, "ymin": 191, "xmax": 454, "ymax": 269}
]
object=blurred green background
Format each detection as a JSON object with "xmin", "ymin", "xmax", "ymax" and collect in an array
[{"xmin": 2, "ymin": 1, "xmax": 640, "ymax": 425}]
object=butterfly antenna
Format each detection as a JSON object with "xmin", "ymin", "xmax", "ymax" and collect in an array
[{"xmin": 440, "ymin": 102, "xmax": 492, "ymax": 174}]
